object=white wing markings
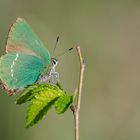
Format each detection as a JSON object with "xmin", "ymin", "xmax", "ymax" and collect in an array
[{"xmin": 10, "ymin": 53, "xmax": 19, "ymax": 78}]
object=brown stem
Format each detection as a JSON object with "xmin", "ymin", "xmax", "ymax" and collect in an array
[{"xmin": 71, "ymin": 46, "xmax": 85, "ymax": 140}]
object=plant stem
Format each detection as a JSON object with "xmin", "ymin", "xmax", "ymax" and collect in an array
[{"xmin": 71, "ymin": 46, "xmax": 85, "ymax": 140}]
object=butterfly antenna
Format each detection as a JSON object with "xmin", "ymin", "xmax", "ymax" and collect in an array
[
  {"xmin": 53, "ymin": 36, "xmax": 59, "ymax": 56},
  {"xmin": 56, "ymin": 47, "xmax": 74, "ymax": 58}
]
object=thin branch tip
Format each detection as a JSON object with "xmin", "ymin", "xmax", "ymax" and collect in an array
[{"xmin": 72, "ymin": 45, "xmax": 85, "ymax": 140}]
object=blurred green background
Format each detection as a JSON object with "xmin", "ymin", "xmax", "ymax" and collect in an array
[{"xmin": 0, "ymin": 0, "xmax": 140, "ymax": 140}]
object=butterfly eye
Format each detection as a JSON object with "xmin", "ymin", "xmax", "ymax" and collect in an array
[
  {"xmin": 53, "ymin": 60, "xmax": 56, "ymax": 65},
  {"xmin": 51, "ymin": 58, "xmax": 58, "ymax": 66}
]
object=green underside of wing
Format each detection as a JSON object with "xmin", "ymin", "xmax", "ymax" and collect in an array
[
  {"xmin": 0, "ymin": 53, "xmax": 44, "ymax": 89},
  {"xmin": 6, "ymin": 18, "xmax": 51, "ymax": 66}
]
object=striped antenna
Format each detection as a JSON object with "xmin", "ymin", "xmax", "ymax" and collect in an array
[
  {"xmin": 53, "ymin": 36, "xmax": 59, "ymax": 56},
  {"xmin": 56, "ymin": 47, "xmax": 74, "ymax": 58}
]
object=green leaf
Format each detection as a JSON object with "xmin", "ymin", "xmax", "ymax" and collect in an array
[
  {"xmin": 56, "ymin": 82, "xmax": 64, "ymax": 90},
  {"xmin": 55, "ymin": 94, "xmax": 73, "ymax": 114},
  {"xmin": 25, "ymin": 84, "xmax": 65, "ymax": 128},
  {"xmin": 15, "ymin": 85, "xmax": 38, "ymax": 104},
  {"xmin": 15, "ymin": 84, "xmax": 64, "ymax": 104},
  {"xmin": 15, "ymin": 83, "xmax": 74, "ymax": 128}
]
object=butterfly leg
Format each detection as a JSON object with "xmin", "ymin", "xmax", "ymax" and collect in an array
[
  {"xmin": 51, "ymin": 72, "xmax": 59, "ymax": 84},
  {"xmin": 37, "ymin": 75, "xmax": 52, "ymax": 84},
  {"xmin": 14, "ymin": 88, "xmax": 25, "ymax": 94},
  {"xmin": 37, "ymin": 72, "xmax": 59, "ymax": 84}
]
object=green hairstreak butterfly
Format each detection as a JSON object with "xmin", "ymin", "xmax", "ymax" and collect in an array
[{"xmin": 0, "ymin": 18, "xmax": 59, "ymax": 96}]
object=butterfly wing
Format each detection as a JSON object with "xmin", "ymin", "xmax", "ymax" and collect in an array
[
  {"xmin": 0, "ymin": 53, "xmax": 43, "ymax": 90},
  {"xmin": 6, "ymin": 18, "xmax": 50, "ymax": 66}
]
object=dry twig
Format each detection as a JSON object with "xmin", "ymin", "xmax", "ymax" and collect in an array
[{"xmin": 71, "ymin": 46, "xmax": 85, "ymax": 140}]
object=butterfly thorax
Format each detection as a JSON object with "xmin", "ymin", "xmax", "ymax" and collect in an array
[{"xmin": 37, "ymin": 58, "xmax": 59, "ymax": 84}]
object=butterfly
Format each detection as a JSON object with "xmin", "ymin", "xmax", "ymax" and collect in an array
[{"xmin": 0, "ymin": 18, "xmax": 59, "ymax": 96}]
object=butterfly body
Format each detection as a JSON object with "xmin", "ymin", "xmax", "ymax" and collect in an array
[
  {"xmin": 0, "ymin": 18, "xmax": 59, "ymax": 95},
  {"xmin": 37, "ymin": 58, "xmax": 59, "ymax": 84}
]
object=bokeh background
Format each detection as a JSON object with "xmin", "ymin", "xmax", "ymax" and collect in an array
[{"xmin": 0, "ymin": 0, "xmax": 140, "ymax": 140}]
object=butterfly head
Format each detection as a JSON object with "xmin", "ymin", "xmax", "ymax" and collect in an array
[{"xmin": 51, "ymin": 58, "xmax": 59, "ymax": 68}]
